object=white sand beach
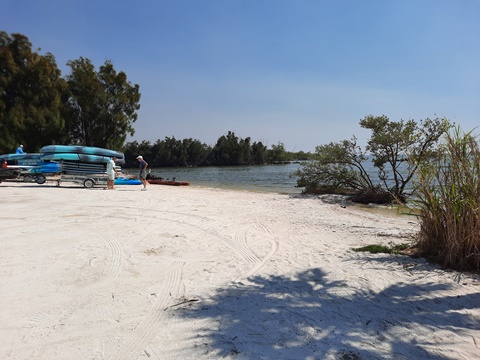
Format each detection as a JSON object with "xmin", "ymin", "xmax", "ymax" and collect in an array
[{"xmin": 1, "ymin": 181, "xmax": 479, "ymax": 360}]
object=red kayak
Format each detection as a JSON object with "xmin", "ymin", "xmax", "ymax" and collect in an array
[
  {"xmin": 146, "ymin": 175, "xmax": 189, "ymax": 186},
  {"xmin": 147, "ymin": 179, "xmax": 190, "ymax": 186}
]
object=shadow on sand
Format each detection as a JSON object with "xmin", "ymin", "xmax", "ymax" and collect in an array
[{"xmin": 177, "ymin": 266, "xmax": 479, "ymax": 359}]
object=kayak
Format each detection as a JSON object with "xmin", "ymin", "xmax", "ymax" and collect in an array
[
  {"xmin": 40, "ymin": 145, "xmax": 124, "ymax": 159},
  {"xmin": 0, "ymin": 153, "xmax": 44, "ymax": 163},
  {"xmin": 114, "ymin": 177, "xmax": 142, "ymax": 185},
  {"xmin": 147, "ymin": 179, "xmax": 190, "ymax": 186},
  {"xmin": 42, "ymin": 153, "xmax": 117, "ymax": 164},
  {"xmin": 40, "ymin": 145, "xmax": 125, "ymax": 164},
  {"xmin": 61, "ymin": 160, "xmax": 107, "ymax": 174}
]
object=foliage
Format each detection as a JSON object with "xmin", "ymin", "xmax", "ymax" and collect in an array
[
  {"xmin": 122, "ymin": 132, "xmax": 309, "ymax": 168},
  {"xmin": 411, "ymin": 126, "xmax": 480, "ymax": 272},
  {"xmin": 295, "ymin": 137, "xmax": 374, "ymax": 195},
  {"xmin": 295, "ymin": 115, "xmax": 450, "ymax": 203},
  {"xmin": 209, "ymin": 131, "xmax": 269, "ymax": 166},
  {"xmin": 65, "ymin": 57, "xmax": 140, "ymax": 149},
  {"xmin": 361, "ymin": 115, "xmax": 449, "ymax": 201},
  {"xmin": 267, "ymin": 142, "xmax": 288, "ymax": 163},
  {"xmin": 0, "ymin": 32, "xmax": 140, "ymax": 153},
  {"xmin": 0, "ymin": 32, "xmax": 69, "ymax": 153},
  {"xmin": 352, "ymin": 243, "xmax": 410, "ymax": 254}
]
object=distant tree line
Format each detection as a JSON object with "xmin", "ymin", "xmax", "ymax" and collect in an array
[{"xmin": 124, "ymin": 131, "xmax": 313, "ymax": 167}]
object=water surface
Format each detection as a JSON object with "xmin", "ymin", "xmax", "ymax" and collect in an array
[{"xmin": 125, "ymin": 163, "xmax": 303, "ymax": 194}]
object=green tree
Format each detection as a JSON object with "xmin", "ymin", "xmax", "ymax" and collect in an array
[
  {"xmin": 150, "ymin": 139, "xmax": 170, "ymax": 167},
  {"xmin": 295, "ymin": 115, "xmax": 450, "ymax": 203},
  {"xmin": 360, "ymin": 115, "xmax": 448, "ymax": 199},
  {"xmin": 251, "ymin": 141, "xmax": 267, "ymax": 164},
  {"xmin": 268, "ymin": 142, "xmax": 288, "ymax": 163},
  {"xmin": 182, "ymin": 138, "xmax": 210, "ymax": 166},
  {"xmin": 65, "ymin": 57, "xmax": 140, "ymax": 150},
  {"xmin": 123, "ymin": 140, "xmax": 140, "ymax": 167},
  {"xmin": 212, "ymin": 131, "xmax": 243, "ymax": 165},
  {"xmin": 0, "ymin": 32, "xmax": 69, "ymax": 153}
]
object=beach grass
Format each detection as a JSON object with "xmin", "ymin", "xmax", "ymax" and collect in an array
[{"xmin": 412, "ymin": 126, "xmax": 480, "ymax": 272}]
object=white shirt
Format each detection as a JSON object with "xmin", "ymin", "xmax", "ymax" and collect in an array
[{"xmin": 106, "ymin": 159, "xmax": 116, "ymax": 176}]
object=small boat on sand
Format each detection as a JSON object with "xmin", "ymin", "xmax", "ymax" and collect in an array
[
  {"xmin": 146, "ymin": 174, "xmax": 189, "ymax": 186},
  {"xmin": 114, "ymin": 177, "xmax": 142, "ymax": 185}
]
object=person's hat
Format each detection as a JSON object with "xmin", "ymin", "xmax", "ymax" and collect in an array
[
  {"xmin": 20, "ymin": 145, "xmax": 23, "ymax": 147},
  {"xmin": 136, "ymin": 155, "xmax": 143, "ymax": 159}
]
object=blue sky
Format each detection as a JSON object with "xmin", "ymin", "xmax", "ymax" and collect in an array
[{"xmin": 2, "ymin": 0, "xmax": 479, "ymax": 152}]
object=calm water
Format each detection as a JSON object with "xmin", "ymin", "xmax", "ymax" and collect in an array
[
  {"xmin": 125, "ymin": 160, "xmax": 396, "ymax": 195},
  {"xmin": 126, "ymin": 163, "xmax": 303, "ymax": 194}
]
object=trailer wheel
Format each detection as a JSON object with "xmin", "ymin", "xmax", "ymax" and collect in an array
[
  {"xmin": 35, "ymin": 175, "xmax": 46, "ymax": 184},
  {"xmin": 83, "ymin": 178, "xmax": 95, "ymax": 188}
]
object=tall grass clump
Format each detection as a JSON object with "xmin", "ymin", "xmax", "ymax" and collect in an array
[{"xmin": 412, "ymin": 126, "xmax": 480, "ymax": 272}]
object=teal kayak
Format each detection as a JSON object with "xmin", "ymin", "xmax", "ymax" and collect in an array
[
  {"xmin": 114, "ymin": 177, "xmax": 142, "ymax": 185},
  {"xmin": 40, "ymin": 145, "xmax": 124, "ymax": 159}
]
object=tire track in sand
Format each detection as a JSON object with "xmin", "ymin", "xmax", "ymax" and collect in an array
[
  {"xmin": 109, "ymin": 261, "xmax": 184, "ymax": 360},
  {"xmin": 235, "ymin": 211, "xmax": 292, "ymax": 281},
  {"xmin": 24, "ymin": 226, "xmax": 125, "ymax": 337},
  {"xmin": 102, "ymin": 233, "xmax": 123, "ymax": 278}
]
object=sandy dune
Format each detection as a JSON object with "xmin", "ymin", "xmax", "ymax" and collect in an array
[{"xmin": 1, "ymin": 182, "xmax": 479, "ymax": 359}]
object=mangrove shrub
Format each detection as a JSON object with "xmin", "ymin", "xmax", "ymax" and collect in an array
[{"xmin": 295, "ymin": 115, "xmax": 450, "ymax": 203}]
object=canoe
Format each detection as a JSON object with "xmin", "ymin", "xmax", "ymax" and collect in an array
[
  {"xmin": 147, "ymin": 179, "xmax": 190, "ymax": 186},
  {"xmin": 40, "ymin": 145, "xmax": 124, "ymax": 159},
  {"xmin": 41, "ymin": 153, "xmax": 126, "ymax": 166},
  {"xmin": 114, "ymin": 177, "xmax": 142, "ymax": 185}
]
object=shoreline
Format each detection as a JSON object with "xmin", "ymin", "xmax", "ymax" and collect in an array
[{"xmin": 2, "ymin": 182, "xmax": 479, "ymax": 359}]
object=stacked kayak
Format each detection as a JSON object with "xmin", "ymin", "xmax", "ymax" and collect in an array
[
  {"xmin": 39, "ymin": 145, "xmax": 126, "ymax": 188},
  {"xmin": 1, "ymin": 145, "xmax": 127, "ymax": 187},
  {"xmin": 40, "ymin": 145, "xmax": 125, "ymax": 165}
]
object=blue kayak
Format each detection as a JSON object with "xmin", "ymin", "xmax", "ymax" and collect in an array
[
  {"xmin": 40, "ymin": 145, "xmax": 124, "ymax": 159},
  {"xmin": 114, "ymin": 177, "xmax": 142, "ymax": 185}
]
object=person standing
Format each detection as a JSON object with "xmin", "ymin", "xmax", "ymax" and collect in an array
[
  {"xmin": 106, "ymin": 156, "xmax": 119, "ymax": 190},
  {"xmin": 136, "ymin": 155, "xmax": 148, "ymax": 191},
  {"xmin": 16, "ymin": 145, "xmax": 25, "ymax": 154}
]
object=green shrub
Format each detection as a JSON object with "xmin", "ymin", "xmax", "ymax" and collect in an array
[{"xmin": 295, "ymin": 116, "xmax": 450, "ymax": 204}]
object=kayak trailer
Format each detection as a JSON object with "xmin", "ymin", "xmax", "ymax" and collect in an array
[
  {"xmin": 59, "ymin": 173, "xmax": 108, "ymax": 188},
  {"xmin": 56, "ymin": 161, "xmax": 110, "ymax": 188}
]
